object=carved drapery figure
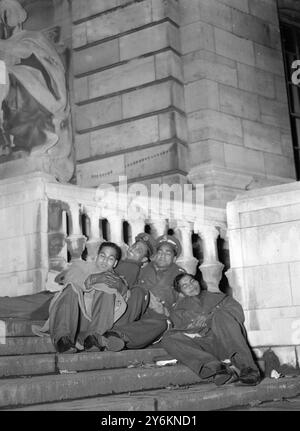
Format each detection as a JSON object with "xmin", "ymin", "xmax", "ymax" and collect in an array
[{"xmin": 0, "ymin": 0, "xmax": 75, "ymax": 182}]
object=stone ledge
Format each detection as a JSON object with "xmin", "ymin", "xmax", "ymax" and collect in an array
[
  {"xmin": 0, "ymin": 348, "xmax": 167, "ymax": 378},
  {"xmin": 0, "ymin": 365, "xmax": 202, "ymax": 408},
  {"xmin": 75, "ymin": 106, "xmax": 186, "ymax": 135},
  {"xmin": 73, "ymin": 17, "xmax": 179, "ymax": 51},
  {"xmin": 77, "ymin": 137, "xmax": 188, "ymax": 166},
  {"xmin": 6, "ymin": 377, "xmax": 300, "ymax": 411}
]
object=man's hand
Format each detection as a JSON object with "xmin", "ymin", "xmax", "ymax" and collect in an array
[
  {"xmin": 85, "ymin": 271, "xmax": 121, "ymax": 290},
  {"xmin": 54, "ymin": 270, "xmax": 67, "ymax": 285},
  {"xmin": 149, "ymin": 293, "xmax": 169, "ymax": 316}
]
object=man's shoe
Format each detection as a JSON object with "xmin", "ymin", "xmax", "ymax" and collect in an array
[
  {"xmin": 103, "ymin": 331, "xmax": 125, "ymax": 352},
  {"xmin": 56, "ymin": 336, "xmax": 76, "ymax": 354},
  {"xmin": 214, "ymin": 363, "xmax": 239, "ymax": 386},
  {"xmin": 238, "ymin": 367, "xmax": 261, "ymax": 386},
  {"xmin": 84, "ymin": 335, "xmax": 105, "ymax": 352}
]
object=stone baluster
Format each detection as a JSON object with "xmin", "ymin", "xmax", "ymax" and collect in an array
[
  {"xmin": 61, "ymin": 210, "xmax": 68, "ymax": 264},
  {"xmin": 149, "ymin": 219, "xmax": 167, "ymax": 239},
  {"xmin": 129, "ymin": 217, "xmax": 146, "ymax": 244},
  {"xmin": 48, "ymin": 200, "xmax": 67, "ymax": 272},
  {"xmin": 196, "ymin": 224, "xmax": 224, "ymax": 293},
  {"xmin": 65, "ymin": 202, "xmax": 87, "ymax": 262},
  {"xmin": 175, "ymin": 221, "xmax": 198, "ymax": 275},
  {"xmin": 85, "ymin": 206, "xmax": 102, "ymax": 262},
  {"xmin": 109, "ymin": 214, "xmax": 128, "ymax": 257}
]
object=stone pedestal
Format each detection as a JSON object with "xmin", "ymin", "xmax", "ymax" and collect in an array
[
  {"xmin": 0, "ymin": 172, "xmax": 53, "ymax": 296},
  {"xmin": 227, "ymin": 181, "xmax": 300, "ymax": 366}
]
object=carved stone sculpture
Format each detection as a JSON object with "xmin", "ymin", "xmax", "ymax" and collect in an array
[{"xmin": 0, "ymin": 0, "xmax": 75, "ymax": 182}]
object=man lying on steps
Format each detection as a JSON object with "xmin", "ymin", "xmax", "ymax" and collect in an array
[{"xmin": 160, "ymin": 273, "xmax": 261, "ymax": 386}]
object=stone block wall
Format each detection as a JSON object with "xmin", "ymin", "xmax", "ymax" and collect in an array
[
  {"xmin": 181, "ymin": 0, "xmax": 296, "ymax": 207},
  {"xmin": 71, "ymin": 0, "xmax": 188, "ymax": 187},
  {"xmin": 71, "ymin": 0, "xmax": 296, "ymax": 208}
]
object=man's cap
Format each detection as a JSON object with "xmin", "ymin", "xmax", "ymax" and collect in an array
[
  {"xmin": 135, "ymin": 232, "xmax": 156, "ymax": 256},
  {"xmin": 155, "ymin": 235, "xmax": 182, "ymax": 257}
]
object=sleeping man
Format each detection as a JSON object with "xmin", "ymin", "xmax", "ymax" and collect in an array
[{"xmin": 161, "ymin": 273, "xmax": 261, "ymax": 386}]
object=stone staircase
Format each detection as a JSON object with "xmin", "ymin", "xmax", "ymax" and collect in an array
[
  {"xmin": 1, "ymin": 318, "xmax": 300, "ymax": 411},
  {"xmin": 0, "ymin": 318, "xmax": 204, "ymax": 410}
]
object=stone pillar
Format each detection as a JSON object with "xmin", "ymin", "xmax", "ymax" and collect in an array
[
  {"xmin": 175, "ymin": 221, "xmax": 198, "ymax": 274},
  {"xmin": 109, "ymin": 214, "xmax": 127, "ymax": 257},
  {"xmin": 129, "ymin": 218, "xmax": 146, "ymax": 244},
  {"xmin": 85, "ymin": 206, "xmax": 102, "ymax": 262},
  {"xmin": 149, "ymin": 219, "xmax": 167, "ymax": 239},
  {"xmin": 65, "ymin": 202, "xmax": 86, "ymax": 261},
  {"xmin": 196, "ymin": 225, "xmax": 224, "ymax": 293},
  {"xmin": 183, "ymin": 0, "xmax": 295, "ymax": 209}
]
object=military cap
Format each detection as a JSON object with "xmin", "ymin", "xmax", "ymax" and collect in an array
[
  {"xmin": 155, "ymin": 234, "xmax": 182, "ymax": 257},
  {"xmin": 135, "ymin": 232, "xmax": 156, "ymax": 256}
]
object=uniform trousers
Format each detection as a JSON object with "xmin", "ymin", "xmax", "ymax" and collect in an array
[
  {"xmin": 113, "ymin": 287, "xmax": 168, "ymax": 349},
  {"xmin": 161, "ymin": 307, "xmax": 258, "ymax": 378},
  {"xmin": 49, "ymin": 285, "xmax": 115, "ymax": 346}
]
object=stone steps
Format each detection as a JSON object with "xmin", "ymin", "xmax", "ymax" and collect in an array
[
  {"xmin": 5, "ymin": 377, "xmax": 300, "ymax": 411},
  {"xmin": 0, "ymin": 364, "xmax": 202, "ymax": 409},
  {"xmin": 1, "ymin": 319, "xmax": 300, "ymax": 411},
  {"xmin": 0, "ymin": 319, "xmax": 203, "ymax": 409},
  {"xmin": 1, "ymin": 319, "xmax": 45, "ymax": 337},
  {"xmin": 0, "ymin": 336, "xmax": 56, "ymax": 356},
  {"xmin": 0, "ymin": 348, "xmax": 167, "ymax": 377}
]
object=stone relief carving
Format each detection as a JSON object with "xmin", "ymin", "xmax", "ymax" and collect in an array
[{"xmin": 0, "ymin": 0, "xmax": 75, "ymax": 182}]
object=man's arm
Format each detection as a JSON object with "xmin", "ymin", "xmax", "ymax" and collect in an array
[
  {"xmin": 222, "ymin": 296, "xmax": 245, "ymax": 324},
  {"xmin": 85, "ymin": 271, "xmax": 128, "ymax": 297},
  {"xmin": 148, "ymin": 292, "xmax": 170, "ymax": 316},
  {"xmin": 115, "ymin": 260, "xmax": 141, "ymax": 289}
]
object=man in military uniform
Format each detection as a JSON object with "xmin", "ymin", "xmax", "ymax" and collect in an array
[
  {"xmin": 161, "ymin": 273, "xmax": 260, "ymax": 386},
  {"xmin": 0, "ymin": 233, "xmax": 155, "ymax": 322},
  {"xmin": 104, "ymin": 235, "xmax": 186, "ymax": 351},
  {"xmin": 115, "ymin": 232, "xmax": 155, "ymax": 289}
]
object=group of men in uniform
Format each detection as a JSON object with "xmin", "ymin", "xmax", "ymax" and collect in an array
[{"xmin": 0, "ymin": 232, "xmax": 260, "ymax": 386}]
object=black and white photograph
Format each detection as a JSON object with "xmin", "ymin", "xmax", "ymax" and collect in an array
[{"xmin": 0, "ymin": 0, "xmax": 299, "ymax": 416}]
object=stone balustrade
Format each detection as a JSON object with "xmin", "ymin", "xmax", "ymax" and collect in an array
[{"xmin": 0, "ymin": 173, "xmax": 226, "ymax": 296}]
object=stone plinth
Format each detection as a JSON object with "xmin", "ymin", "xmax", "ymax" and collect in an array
[
  {"xmin": 227, "ymin": 181, "xmax": 300, "ymax": 366},
  {"xmin": 0, "ymin": 172, "xmax": 53, "ymax": 296}
]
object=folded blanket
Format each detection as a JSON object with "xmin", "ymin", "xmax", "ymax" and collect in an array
[{"xmin": 32, "ymin": 260, "xmax": 128, "ymax": 338}]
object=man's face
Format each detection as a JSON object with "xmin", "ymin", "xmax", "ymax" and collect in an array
[
  {"xmin": 127, "ymin": 240, "xmax": 148, "ymax": 262},
  {"xmin": 179, "ymin": 275, "xmax": 200, "ymax": 297},
  {"xmin": 96, "ymin": 246, "xmax": 118, "ymax": 271},
  {"xmin": 153, "ymin": 243, "xmax": 175, "ymax": 269}
]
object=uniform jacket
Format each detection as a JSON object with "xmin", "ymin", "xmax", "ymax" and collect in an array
[
  {"xmin": 136, "ymin": 262, "xmax": 185, "ymax": 310},
  {"xmin": 116, "ymin": 259, "xmax": 143, "ymax": 289},
  {"xmin": 170, "ymin": 291, "xmax": 245, "ymax": 333}
]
